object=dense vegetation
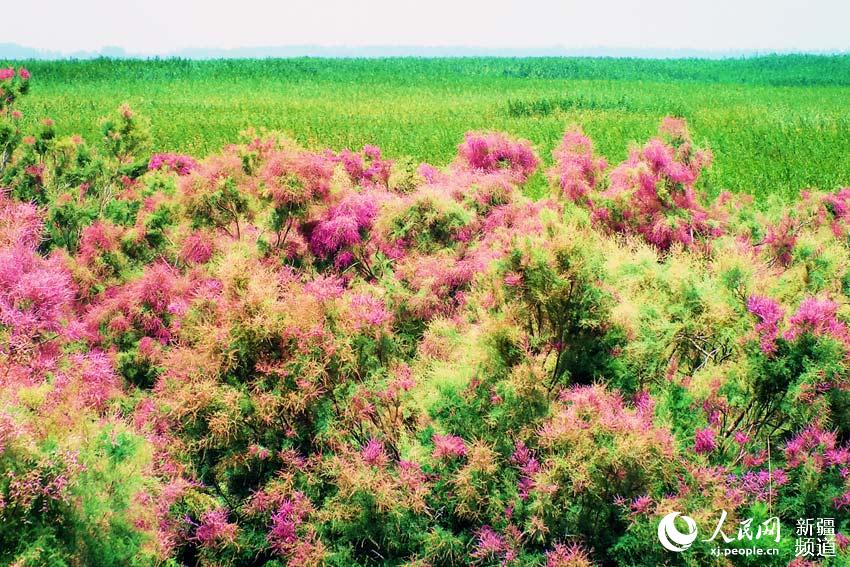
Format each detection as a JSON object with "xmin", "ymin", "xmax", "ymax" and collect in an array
[
  {"xmin": 2, "ymin": 66, "xmax": 850, "ymax": 566},
  {"xmin": 4, "ymin": 56, "xmax": 850, "ymax": 200}
]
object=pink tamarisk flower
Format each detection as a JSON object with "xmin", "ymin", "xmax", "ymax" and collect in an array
[
  {"xmin": 551, "ymin": 128, "xmax": 608, "ymax": 202},
  {"xmin": 784, "ymin": 297, "xmax": 849, "ymax": 344},
  {"xmin": 457, "ymin": 131, "xmax": 539, "ymax": 182},
  {"xmin": 747, "ymin": 295, "xmax": 784, "ymax": 354},
  {"xmin": 194, "ymin": 508, "xmax": 237, "ymax": 547},
  {"xmin": 694, "ymin": 427, "xmax": 716, "ymax": 454},
  {"xmin": 545, "ymin": 542, "xmax": 594, "ymax": 567},
  {"xmin": 149, "ymin": 153, "xmax": 200, "ymax": 176},
  {"xmin": 361, "ymin": 438, "xmax": 388, "ymax": 467},
  {"xmin": 432, "ymin": 433, "xmax": 467, "ymax": 459},
  {"xmin": 470, "ymin": 526, "xmax": 508, "ymax": 560}
]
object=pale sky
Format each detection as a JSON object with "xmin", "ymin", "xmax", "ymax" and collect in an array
[{"xmin": 4, "ymin": 0, "xmax": 850, "ymax": 54}]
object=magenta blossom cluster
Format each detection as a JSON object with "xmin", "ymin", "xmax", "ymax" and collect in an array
[
  {"xmin": 0, "ymin": 198, "xmax": 73, "ymax": 340},
  {"xmin": 784, "ymin": 297, "xmax": 849, "ymax": 344},
  {"xmin": 267, "ymin": 494, "xmax": 313, "ymax": 555},
  {"xmin": 785, "ymin": 426, "xmax": 849, "ymax": 470},
  {"xmin": 747, "ymin": 295, "xmax": 785, "ymax": 354},
  {"xmin": 0, "ymin": 247, "xmax": 73, "ymax": 338},
  {"xmin": 693, "ymin": 427, "xmax": 717, "ymax": 454},
  {"xmin": 308, "ymin": 191, "xmax": 381, "ymax": 261},
  {"xmin": 432, "ymin": 433, "xmax": 467, "ymax": 459},
  {"xmin": 0, "ymin": 67, "xmax": 29, "ymax": 81},
  {"xmin": 762, "ymin": 217, "xmax": 798, "ymax": 266},
  {"xmin": 193, "ymin": 508, "xmax": 238, "ymax": 548},
  {"xmin": 347, "ymin": 293, "xmax": 393, "ymax": 331},
  {"xmin": 361, "ymin": 438, "xmax": 388, "ymax": 467},
  {"xmin": 470, "ymin": 526, "xmax": 519, "ymax": 563},
  {"xmin": 148, "ymin": 153, "xmax": 199, "ymax": 176},
  {"xmin": 550, "ymin": 128, "xmax": 608, "ymax": 202},
  {"xmin": 456, "ymin": 131, "xmax": 540, "ymax": 183},
  {"xmin": 822, "ymin": 187, "xmax": 850, "ymax": 236},
  {"xmin": 329, "ymin": 144, "xmax": 393, "ymax": 187},
  {"xmin": 733, "ymin": 469, "xmax": 789, "ymax": 502},
  {"xmin": 558, "ymin": 118, "xmax": 721, "ymax": 251},
  {"xmin": 511, "ymin": 440, "xmax": 540, "ymax": 500},
  {"xmin": 178, "ymin": 230, "xmax": 215, "ymax": 264}
]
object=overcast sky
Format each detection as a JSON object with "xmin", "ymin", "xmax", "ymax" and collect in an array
[{"xmin": 4, "ymin": 0, "xmax": 849, "ymax": 54}]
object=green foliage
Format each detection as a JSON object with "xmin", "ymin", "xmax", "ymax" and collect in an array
[
  {"xmin": 184, "ymin": 176, "xmax": 250, "ymax": 237},
  {"xmin": 100, "ymin": 104, "xmax": 151, "ymax": 164},
  {"xmin": 499, "ymin": 233, "xmax": 628, "ymax": 390},
  {"xmin": 387, "ymin": 192, "xmax": 472, "ymax": 252},
  {"xmin": 0, "ymin": 426, "xmax": 155, "ymax": 567}
]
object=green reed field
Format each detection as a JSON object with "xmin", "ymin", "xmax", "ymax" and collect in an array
[{"xmin": 6, "ymin": 55, "xmax": 850, "ymax": 200}]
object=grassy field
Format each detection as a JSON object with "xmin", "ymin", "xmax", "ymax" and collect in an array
[{"xmin": 6, "ymin": 56, "xmax": 850, "ymax": 201}]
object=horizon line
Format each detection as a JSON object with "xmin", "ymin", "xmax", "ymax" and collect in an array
[{"xmin": 2, "ymin": 42, "xmax": 849, "ymax": 61}]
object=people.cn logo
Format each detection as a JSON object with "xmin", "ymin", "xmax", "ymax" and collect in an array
[{"xmin": 658, "ymin": 512, "xmax": 699, "ymax": 552}]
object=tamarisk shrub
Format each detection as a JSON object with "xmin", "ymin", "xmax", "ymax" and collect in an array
[
  {"xmin": 549, "ymin": 128, "xmax": 608, "ymax": 203},
  {"xmin": 0, "ymin": 193, "xmax": 164, "ymax": 566},
  {"xmin": 552, "ymin": 117, "xmax": 721, "ymax": 251},
  {"xmin": 496, "ymin": 228, "xmax": 628, "ymax": 389},
  {"xmin": 0, "ymin": 68, "xmax": 29, "ymax": 172},
  {"xmin": 533, "ymin": 385, "xmax": 678, "ymax": 553},
  {"xmin": 180, "ymin": 152, "xmax": 251, "ymax": 239},
  {"xmin": 456, "ymin": 131, "xmax": 539, "ymax": 183},
  {"xmin": 308, "ymin": 190, "xmax": 383, "ymax": 269},
  {"xmin": 256, "ymin": 145, "xmax": 334, "ymax": 251},
  {"xmin": 100, "ymin": 103, "xmax": 151, "ymax": 166}
]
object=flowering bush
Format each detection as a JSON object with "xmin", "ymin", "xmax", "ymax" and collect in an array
[
  {"xmin": 550, "ymin": 117, "xmax": 721, "ymax": 251},
  {"xmin": 149, "ymin": 152, "xmax": 199, "ymax": 176},
  {"xmin": 456, "ymin": 131, "xmax": 539, "ymax": 183},
  {"xmin": 2, "ymin": 72, "xmax": 850, "ymax": 566},
  {"xmin": 549, "ymin": 128, "xmax": 607, "ymax": 202}
]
